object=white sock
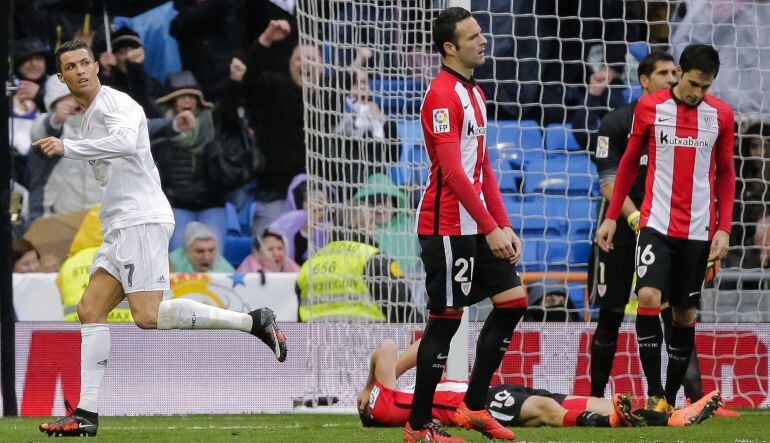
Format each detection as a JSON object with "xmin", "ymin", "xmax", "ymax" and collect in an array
[
  {"xmin": 156, "ymin": 299, "xmax": 252, "ymax": 332},
  {"xmin": 78, "ymin": 324, "xmax": 109, "ymax": 414}
]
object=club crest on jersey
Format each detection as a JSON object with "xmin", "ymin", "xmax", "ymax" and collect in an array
[
  {"xmin": 461, "ymin": 281, "xmax": 472, "ymax": 296},
  {"xmin": 433, "ymin": 108, "xmax": 450, "ymax": 133},
  {"xmin": 466, "ymin": 120, "xmax": 486, "ymax": 137},
  {"xmin": 597, "ymin": 284, "xmax": 607, "ymax": 297},
  {"xmin": 637, "ymin": 265, "xmax": 648, "ymax": 278},
  {"xmin": 702, "ymin": 115, "xmax": 717, "ymax": 128}
]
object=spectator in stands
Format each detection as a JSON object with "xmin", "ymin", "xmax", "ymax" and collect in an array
[
  {"xmin": 236, "ymin": 0, "xmax": 298, "ymax": 72},
  {"xmin": 98, "ymin": 27, "xmax": 164, "ymax": 118},
  {"xmin": 237, "ymin": 229, "xmax": 300, "ymax": 273},
  {"xmin": 10, "ymin": 37, "xmax": 50, "ymax": 187},
  {"xmin": 152, "ymin": 70, "xmax": 230, "ymax": 251},
  {"xmin": 244, "ymin": 19, "xmax": 351, "ymax": 232},
  {"xmin": 170, "ymin": 0, "xmax": 242, "ymax": 102},
  {"xmin": 13, "ymin": 238, "xmax": 41, "ymax": 273},
  {"xmin": 571, "ymin": 64, "xmax": 627, "ymax": 151},
  {"xmin": 353, "ymin": 173, "xmax": 419, "ymax": 272},
  {"xmin": 27, "ymin": 75, "xmax": 102, "ymax": 222},
  {"xmin": 522, "ymin": 281, "xmax": 581, "ymax": 322},
  {"xmin": 170, "ymin": 222, "xmax": 235, "ymax": 273},
  {"xmin": 268, "ymin": 174, "xmax": 328, "ymax": 266},
  {"xmin": 334, "ymin": 63, "xmax": 401, "ymax": 185}
]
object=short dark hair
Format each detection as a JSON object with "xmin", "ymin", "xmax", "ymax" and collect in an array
[
  {"xmin": 432, "ymin": 7, "xmax": 472, "ymax": 57},
  {"xmin": 637, "ymin": 51, "xmax": 675, "ymax": 83},
  {"xmin": 55, "ymin": 40, "xmax": 94, "ymax": 73},
  {"xmin": 679, "ymin": 44, "xmax": 720, "ymax": 78}
]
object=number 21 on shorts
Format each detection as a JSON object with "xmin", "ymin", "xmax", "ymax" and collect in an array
[{"xmin": 635, "ymin": 244, "xmax": 655, "ymax": 278}]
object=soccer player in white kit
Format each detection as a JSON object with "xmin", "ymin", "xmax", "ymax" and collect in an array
[{"xmin": 35, "ymin": 40, "xmax": 287, "ymax": 437}]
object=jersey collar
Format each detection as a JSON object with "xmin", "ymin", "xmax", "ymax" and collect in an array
[{"xmin": 442, "ymin": 65, "xmax": 476, "ymax": 86}]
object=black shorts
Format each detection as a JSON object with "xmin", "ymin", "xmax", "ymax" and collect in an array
[
  {"xmin": 634, "ymin": 227, "xmax": 710, "ymax": 308},
  {"xmin": 419, "ymin": 234, "xmax": 522, "ymax": 313},
  {"xmin": 485, "ymin": 384, "xmax": 567, "ymax": 426},
  {"xmin": 588, "ymin": 221, "xmax": 636, "ymax": 310}
]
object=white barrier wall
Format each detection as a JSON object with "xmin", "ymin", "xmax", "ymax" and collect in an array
[
  {"xmin": 5, "ymin": 322, "xmax": 769, "ymax": 416},
  {"xmin": 12, "ymin": 272, "xmax": 300, "ymax": 321}
]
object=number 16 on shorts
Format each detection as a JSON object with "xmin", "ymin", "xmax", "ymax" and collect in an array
[{"xmin": 635, "ymin": 243, "xmax": 655, "ymax": 278}]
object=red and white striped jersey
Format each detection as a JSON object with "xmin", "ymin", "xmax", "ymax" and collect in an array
[
  {"xmin": 367, "ymin": 379, "xmax": 467, "ymax": 427},
  {"xmin": 416, "ymin": 66, "xmax": 510, "ymax": 236},
  {"xmin": 606, "ymin": 88, "xmax": 735, "ymax": 241}
]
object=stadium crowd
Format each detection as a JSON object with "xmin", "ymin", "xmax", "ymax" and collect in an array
[{"xmin": 8, "ymin": 0, "xmax": 770, "ymax": 321}]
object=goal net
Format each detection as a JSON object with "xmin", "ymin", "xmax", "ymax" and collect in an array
[{"xmin": 296, "ymin": 0, "xmax": 770, "ymax": 410}]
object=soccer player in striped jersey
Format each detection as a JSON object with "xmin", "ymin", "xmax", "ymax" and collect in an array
[
  {"xmin": 596, "ymin": 44, "xmax": 734, "ymax": 413},
  {"xmin": 405, "ymin": 7, "xmax": 526, "ymax": 443},
  {"xmin": 359, "ymin": 340, "xmax": 722, "ymax": 430}
]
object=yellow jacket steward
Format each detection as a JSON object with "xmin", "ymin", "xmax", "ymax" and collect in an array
[{"xmin": 297, "ymin": 241, "xmax": 387, "ymax": 322}]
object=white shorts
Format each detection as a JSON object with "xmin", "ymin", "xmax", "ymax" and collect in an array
[{"xmin": 91, "ymin": 223, "xmax": 174, "ymax": 293}]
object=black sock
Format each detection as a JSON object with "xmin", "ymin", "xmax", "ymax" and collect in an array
[
  {"xmin": 590, "ymin": 309, "xmax": 624, "ymax": 397},
  {"xmin": 665, "ymin": 321, "xmax": 695, "ymax": 406},
  {"xmin": 636, "ymin": 310, "xmax": 664, "ymax": 397},
  {"xmin": 633, "ymin": 409, "xmax": 668, "ymax": 426},
  {"xmin": 408, "ymin": 316, "xmax": 461, "ymax": 429},
  {"xmin": 464, "ymin": 304, "xmax": 526, "ymax": 410},
  {"xmin": 576, "ymin": 411, "xmax": 611, "ymax": 427},
  {"xmin": 683, "ymin": 346, "xmax": 703, "ymax": 401},
  {"xmin": 660, "ymin": 306, "xmax": 673, "ymax": 344}
]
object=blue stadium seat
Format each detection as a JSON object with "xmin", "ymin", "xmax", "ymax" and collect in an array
[
  {"xmin": 544, "ymin": 123, "xmax": 581, "ymax": 152},
  {"xmin": 486, "ymin": 120, "xmax": 542, "ymax": 150},
  {"xmin": 392, "ymin": 120, "xmax": 429, "ymax": 185},
  {"xmin": 225, "ymin": 203, "xmax": 242, "ymax": 235},
  {"xmin": 568, "ymin": 240, "xmax": 591, "ymax": 265},
  {"xmin": 224, "ymin": 235, "xmax": 252, "ymax": 267},
  {"xmin": 628, "ymin": 41, "xmax": 650, "ymax": 62},
  {"xmin": 370, "ymin": 79, "xmax": 423, "ymax": 115},
  {"xmin": 623, "ymin": 85, "xmax": 643, "ymax": 103}
]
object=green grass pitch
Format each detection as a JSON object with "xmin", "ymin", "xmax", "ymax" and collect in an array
[{"xmin": 1, "ymin": 410, "xmax": 769, "ymax": 442}]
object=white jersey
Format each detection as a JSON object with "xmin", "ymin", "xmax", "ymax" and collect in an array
[{"xmin": 63, "ymin": 86, "xmax": 174, "ymax": 234}]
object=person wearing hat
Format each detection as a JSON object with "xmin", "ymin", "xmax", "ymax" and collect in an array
[
  {"xmin": 151, "ymin": 69, "xmax": 232, "ymax": 253},
  {"xmin": 522, "ymin": 281, "xmax": 581, "ymax": 322},
  {"xmin": 10, "ymin": 37, "xmax": 51, "ymax": 182},
  {"xmin": 98, "ymin": 26, "xmax": 164, "ymax": 118},
  {"xmin": 27, "ymin": 75, "xmax": 102, "ymax": 222},
  {"xmin": 169, "ymin": 221, "xmax": 235, "ymax": 273}
]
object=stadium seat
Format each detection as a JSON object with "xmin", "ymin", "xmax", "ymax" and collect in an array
[
  {"xmin": 225, "ymin": 203, "xmax": 242, "ymax": 235},
  {"xmin": 224, "ymin": 235, "xmax": 252, "ymax": 267},
  {"xmin": 486, "ymin": 120, "xmax": 542, "ymax": 150},
  {"xmin": 370, "ymin": 79, "xmax": 423, "ymax": 115},
  {"xmin": 392, "ymin": 120, "xmax": 429, "ymax": 185},
  {"xmin": 544, "ymin": 123, "xmax": 581, "ymax": 151},
  {"xmin": 628, "ymin": 41, "xmax": 650, "ymax": 62},
  {"xmin": 623, "ymin": 85, "xmax": 643, "ymax": 103}
]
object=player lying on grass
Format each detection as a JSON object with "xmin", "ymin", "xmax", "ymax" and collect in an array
[{"xmin": 357, "ymin": 339, "xmax": 722, "ymax": 432}]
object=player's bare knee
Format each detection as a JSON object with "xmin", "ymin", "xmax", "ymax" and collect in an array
[
  {"xmin": 132, "ymin": 311, "xmax": 158, "ymax": 329},
  {"xmin": 76, "ymin": 300, "xmax": 102, "ymax": 324},
  {"xmin": 637, "ymin": 287, "xmax": 660, "ymax": 306}
]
